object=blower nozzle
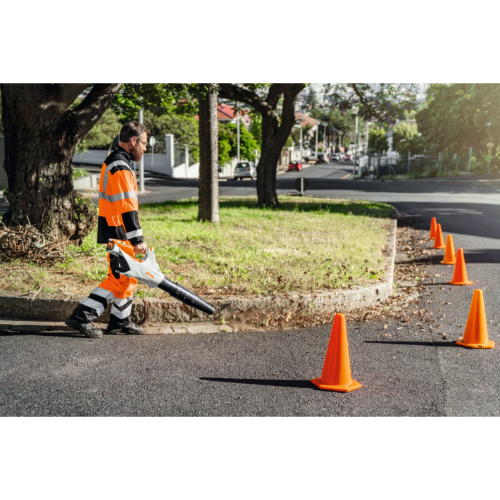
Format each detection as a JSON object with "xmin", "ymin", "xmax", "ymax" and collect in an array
[{"xmin": 158, "ymin": 277, "xmax": 214, "ymax": 315}]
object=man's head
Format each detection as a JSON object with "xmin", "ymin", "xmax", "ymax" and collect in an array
[{"xmin": 119, "ymin": 121, "xmax": 148, "ymax": 162}]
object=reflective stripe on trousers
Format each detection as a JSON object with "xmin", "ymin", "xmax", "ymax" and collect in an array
[{"xmin": 70, "ymin": 252, "xmax": 138, "ymax": 325}]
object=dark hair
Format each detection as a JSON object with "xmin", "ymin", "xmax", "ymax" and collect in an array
[{"xmin": 119, "ymin": 121, "xmax": 148, "ymax": 143}]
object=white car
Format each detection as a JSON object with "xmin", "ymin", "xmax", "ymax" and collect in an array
[
  {"xmin": 304, "ymin": 154, "xmax": 318, "ymax": 163},
  {"xmin": 234, "ymin": 161, "xmax": 256, "ymax": 180}
]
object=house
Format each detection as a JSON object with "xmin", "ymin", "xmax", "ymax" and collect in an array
[
  {"xmin": 216, "ymin": 103, "xmax": 251, "ymax": 128},
  {"xmin": 195, "ymin": 103, "xmax": 252, "ymax": 128},
  {"xmin": 294, "ymin": 112, "xmax": 320, "ymax": 129}
]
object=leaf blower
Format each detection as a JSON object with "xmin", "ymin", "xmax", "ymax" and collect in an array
[{"xmin": 106, "ymin": 239, "xmax": 215, "ymax": 315}]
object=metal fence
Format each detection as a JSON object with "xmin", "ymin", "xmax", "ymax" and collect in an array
[
  {"xmin": 357, "ymin": 152, "xmax": 400, "ymax": 177},
  {"xmin": 357, "ymin": 149, "xmax": 500, "ymax": 179}
]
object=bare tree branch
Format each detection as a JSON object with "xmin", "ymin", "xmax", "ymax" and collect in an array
[
  {"xmin": 69, "ymin": 84, "xmax": 122, "ymax": 139},
  {"xmin": 218, "ymin": 84, "xmax": 270, "ymax": 114},
  {"xmin": 47, "ymin": 84, "xmax": 89, "ymax": 114},
  {"xmin": 266, "ymin": 84, "xmax": 285, "ymax": 108}
]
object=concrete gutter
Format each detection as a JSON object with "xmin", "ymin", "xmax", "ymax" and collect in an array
[{"xmin": 0, "ymin": 216, "xmax": 397, "ymax": 327}]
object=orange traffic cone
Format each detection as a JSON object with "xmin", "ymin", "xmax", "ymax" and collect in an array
[
  {"xmin": 456, "ymin": 289, "xmax": 494, "ymax": 349},
  {"xmin": 311, "ymin": 313, "xmax": 362, "ymax": 392},
  {"xmin": 448, "ymin": 248, "xmax": 473, "ymax": 285},
  {"xmin": 429, "ymin": 217, "xmax": 437, "ymax": 240},
  {"xmin": 441, "ymin": 235, "xmax": 456, "ymax": 265},
  {"xmin": 433, "ymin": 224, "xmax": 446, "ymax": 249}
]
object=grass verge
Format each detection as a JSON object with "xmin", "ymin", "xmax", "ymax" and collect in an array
[
  {"xmin": 72, "ymin": 168, "xmax": 89, "ymax": 180},
  {"xmin": 0, "ymin": 196, "xmax": 393, "ymax": 299}
]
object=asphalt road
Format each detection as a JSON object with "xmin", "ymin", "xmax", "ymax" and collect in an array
[{"xmin": 2, "ymin": 162, "xmax": 500, "ymax": 416}]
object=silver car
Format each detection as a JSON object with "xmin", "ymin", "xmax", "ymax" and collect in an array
[{"xmin": 234, "ymin": 161, "xmax": 256, "ymax": 180}]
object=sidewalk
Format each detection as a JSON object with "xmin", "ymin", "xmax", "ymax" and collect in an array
[{"xmin": 0, "ymin": 318, "xmax": 236, "ymax": 334}]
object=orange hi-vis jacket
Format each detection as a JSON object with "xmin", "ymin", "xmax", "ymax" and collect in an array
[{"xmin": 97, "ymin": 146, "xmax": 144, "ymax": 247}]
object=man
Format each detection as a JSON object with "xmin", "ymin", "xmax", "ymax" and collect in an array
[{"xmin": 65, "ymin": 122, "xmax": 148, "ymax": 338}]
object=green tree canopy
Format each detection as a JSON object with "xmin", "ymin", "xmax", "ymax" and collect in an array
[
  {"xmin": 218, "ymin": 122, "xmax": 260, "ymax": 165},
  {"xmin": 368, "ymin": 126, "xmax": 389, "ymax": 153},
  {"xmin": 309, "ymin": 108, "xmax": 353, "ymax": 135},
  {"xmin": 76, "ymin": 107, "xmax": 121, "ymax": 153},
  {"xmin": 392, "ymin": 122, "xmax": 424, "ymax": 156},
  {"xmin": 416, "ymin": 83, "xmax": 500, "ymax": 157},
  {"xmin": 144, "ymin": 109, "xmax": 199, "ymax": 157}
]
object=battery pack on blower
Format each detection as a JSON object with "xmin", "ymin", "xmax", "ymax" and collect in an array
[{"xmin": 107, "ymin": 239, "xmax": 215, "ymax": 316}]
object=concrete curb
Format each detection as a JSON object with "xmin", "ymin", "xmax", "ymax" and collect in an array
[{"xmin": 0, "ymin": 217, "xmax": 397, "ymax": 327}]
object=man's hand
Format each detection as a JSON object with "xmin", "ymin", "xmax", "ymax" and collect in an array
[{"xmin": 133, "ymin": 242, "xmax": 148, "ymax": 255}]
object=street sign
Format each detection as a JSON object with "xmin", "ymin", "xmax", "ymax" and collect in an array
[
  {"xmin": 150, "ymin": 136, "xmax": 156, "ymax": 147},
  {"xmin": 294, "ymin": 177, "xmax": 308, "ymax": 196}
]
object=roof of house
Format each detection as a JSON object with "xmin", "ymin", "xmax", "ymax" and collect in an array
[
  {"xmin": 295, "ymin": 112, "xmax": 320, "ymax": 127},
  {"xmin": 195, "ymin": 103, "xmax": 250, "ymax": 122},
  {"xmin": 217, "ymin": 104, "xmax": 249, "ymax": 121}
]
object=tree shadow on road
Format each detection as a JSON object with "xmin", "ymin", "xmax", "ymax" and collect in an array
[
  {"xmin": 277, "ymin": 177, "xmax": 500, "ymax": 197},
  {"xmin": 411, "ymin": 249, "xmax": 500, "ymax": 266},
  {"xmin": 454, "ymin": 249, "xmax": 500, "ymax": 264},
  {"xmin": 365, "ymin": 340, "xmax": 459, "ymax": 347}
]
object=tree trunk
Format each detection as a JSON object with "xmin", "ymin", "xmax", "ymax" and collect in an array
[
  {"xmin": 1, "ymin": 84, "xmax": 120, "ymax": 242},
  {"xmin": 255, "ymin": 85, "xmax": 304, "ymax": 207},
  {"xmin": 197, "ymin": 84, "xmax": 220, "ymax": 223},
  {"xmin": 257, "ymin": 111, "xmax": 282, "ymax": 206},
  {"xmin": 2, "ymin": 88, "xmax": 90, "ymax": 240},
  {"xmin": 217, "ymin": 83, "xmax": 305, "ymax": 208}
]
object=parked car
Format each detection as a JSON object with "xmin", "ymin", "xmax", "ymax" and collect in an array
[
  {"xmin": 331, "ymin": 152, "xmax": 344, "ymax": 161},
  {"xmin": 317, "ymin": 153, "xmax": 327, "ymax": 164},
  {"xmin": 304, "ymin": 153, "xmax": 327, "ymax": 164},
  {"xmin": 234, "ymin": 161, "xmax": 256, "ymax": 180},
  {"xmin": 287, "ymin": 161, "xmax": 303, "ymax": 172},
  {"xmin": 344, "ymin": 152, "xmax": 353, "ymax": 161}
]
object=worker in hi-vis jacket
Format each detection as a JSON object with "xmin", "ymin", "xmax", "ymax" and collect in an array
[{"xmin": 65, "ymin": 122, "xmax": 148, "ymax": 338}]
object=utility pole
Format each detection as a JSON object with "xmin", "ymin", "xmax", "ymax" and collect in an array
[
  {"xmin": 150, "ymin": 136, "xmax": 155, "ymax": 172},
  {"xmin": 138, "ymin": 107, "xmax": 145, "ymax": 193},
  {"xmin": 468, "ymin": 147, "xmax": 472, "ymax": 173},
  {"xmin": 315, "ymin": 125, "xmax": 318, "ymax": 156},
  {"xmin": 366, "ymin": 122, "xmax": 370, "ymax": 154},
  {"xmin": 237, "ymin": 101, "xmax": 240, "ymax": 162},
  {"xmin": 487, "ymin": 122, "xmax": 492, "ymax": 175},
  {"xmin": 488, "ymin": 136, "xmax": 493, "ymax": 175},
  {"xmin": 352, "ymin": 112, "xmax": 359, "ymax": 177}
]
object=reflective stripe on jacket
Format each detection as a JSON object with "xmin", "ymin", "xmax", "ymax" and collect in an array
[{"xmin": 96, "ymin": 146, "xmax": 144, "ymax": 246}]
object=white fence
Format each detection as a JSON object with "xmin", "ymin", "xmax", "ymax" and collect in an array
[
  {"xmin": 73, "ymin": 134, "xmax": 200, "ymax": 179},
  {"xmin": 0, "ymin": 137, "xmax": 6, "ymax": 190}
]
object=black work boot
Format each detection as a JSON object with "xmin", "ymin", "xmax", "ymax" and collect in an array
[
  {"xmin": 105, "ymin": 322, "xmax": 144, "ymax": 335},
  {"xmin": 65, "ymin": 318, "xmax": 103, "ymax": 338}
]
